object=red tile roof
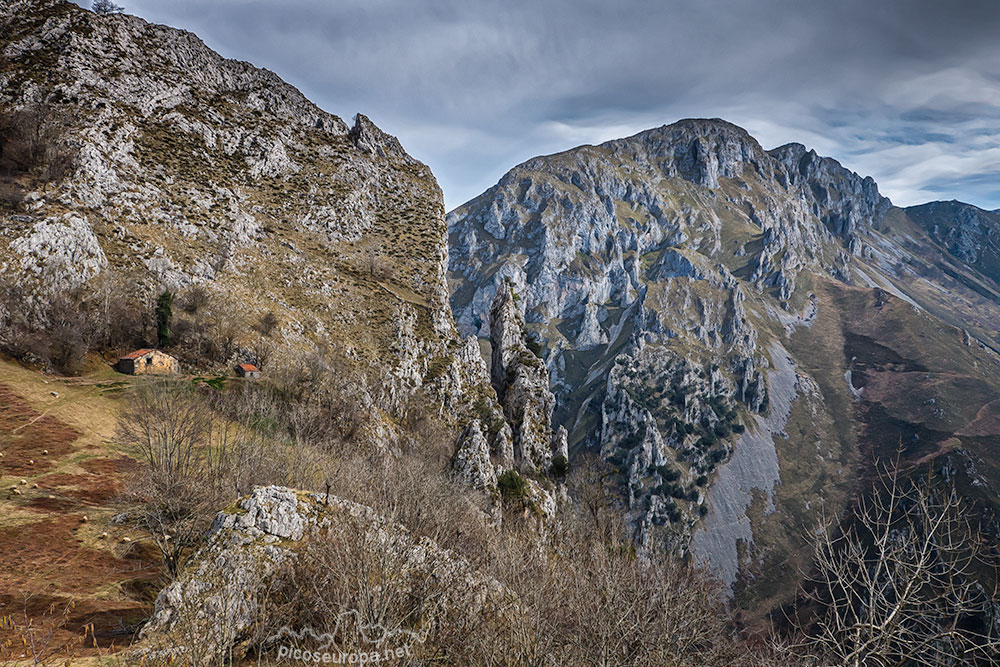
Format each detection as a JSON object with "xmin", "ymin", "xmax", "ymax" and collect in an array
[
  {"xmin": 238, "ymin": 363, "xmax": 259, "ymax": 372},
  {"xmin": 120, "ymin": 349, "xmax": 154, "ymax": 360}
]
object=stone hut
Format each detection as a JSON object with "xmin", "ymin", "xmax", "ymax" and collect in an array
[
  {"xmin": 116, "ymin": 349, "xmax": 179, "ymax": 375},
  {"xmin": 236, "ymin": 363, "xmax": 260, "ymax": 379}
]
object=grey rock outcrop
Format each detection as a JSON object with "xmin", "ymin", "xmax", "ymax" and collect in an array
[
  {"xmin": 452, "ymin": 419, "xmax": 498, "ymax": 490},
  {"xmin": 905, "ymin": 200, "xmax": 1000, "ymax": 283},
  {"xmin": 769, "ymin": 142, "xmax": 891, "ymax": 251},
  {"xmin": 136, "ymin": 486, "xmax": 512, "ymax": 662},
  {"xmin": 5, "ymin": 214, "xmax": 108, "ymax": 291},
  {"xmin": 551, "ymin": 425, "xmax": 569, "ymax": 463},
  {"xmin": 489, "ymin": 281, "xmax": 559, "ymax": 474}
]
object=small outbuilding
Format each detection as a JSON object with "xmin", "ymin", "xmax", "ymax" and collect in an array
[
  {"xmin": 236, "ymin": 363, "xmax": 260, "ymax": 379},
  {"xmin": 116, "ymin": 349, "xmax": 179, "ymax": 376}
]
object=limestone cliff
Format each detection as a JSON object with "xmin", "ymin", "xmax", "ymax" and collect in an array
[
  {"xmin": 448, "ymin": 118, "xmax": 1000, "ymax": 603},
  {"xmin": 0, "ymin": 0, "xmax": 497, "ymax": 445},
  {"xmin": 451, "ymin": 281, "xmax": 565, "ymax": 514},
  {"xmin": 489, "ymin": 281, "xmax": 562, "ymax": 474}
]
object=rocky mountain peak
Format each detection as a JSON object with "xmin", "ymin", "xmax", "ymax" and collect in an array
[
  {"xmin": 602, "ymin": 118, "xmax": 768, "ymax": 189},
  {"xmin": 905, "ymin": 200, "xmax": 1000, "ymax": 282},
  {"xmin": 349, "ymin": 112, "xmax": 419, "ymax": 165},
  {"xmin": 768, "ymin": 141, "xmax": 891, "ymax": 243},
  {"xmin": 2, "ymin": 0, "xmax": 347, "ymax": 136},
  {"xmin": 448, "ymin": 117, "xmax": 1000, "ymax": 599},
  {"xmin": 0, "ymin": 0, "xmax": 503, "ymax": 454}
]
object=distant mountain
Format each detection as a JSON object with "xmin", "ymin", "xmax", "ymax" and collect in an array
[
  {"xmin": 905, "ymin": 200, "xmax": 1000, "ymax": 288},
  {"xmin": 448, "ymin": 118, "xmax": 1000, "ymax": 607}
]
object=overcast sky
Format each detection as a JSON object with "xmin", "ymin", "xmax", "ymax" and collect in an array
[{"xmin": 79, "ymin": 0, "xmax": 1000, "ymax": 211}]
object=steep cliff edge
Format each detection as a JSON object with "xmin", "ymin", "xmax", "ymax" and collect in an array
[{"xmin": 0, "ymin": 0, "xmax": 500, "ymax": 444}]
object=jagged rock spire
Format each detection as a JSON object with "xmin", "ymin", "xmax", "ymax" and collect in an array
[{"xmin": 489, "ymin": 280, "xmax": 562, "ymax": 473}]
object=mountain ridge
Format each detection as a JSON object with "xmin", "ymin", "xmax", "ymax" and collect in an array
[
  {"xmin": 0, "ymin": 0, "xmax": 517, "ymax": 457},
  {"xmin": 447, "ymin": 116, "xmax": 1000, "ymax": 605}
]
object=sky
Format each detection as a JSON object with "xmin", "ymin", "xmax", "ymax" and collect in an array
[{"xmin": 75, "ymin": 0, "xmax": 1000, "ymax": 211}]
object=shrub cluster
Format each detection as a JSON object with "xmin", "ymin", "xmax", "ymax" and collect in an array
[
  {"xmin": 0, "ymin": 91, "xmax": 78, "ymax": 210},
  {"xmin": 0, "ymin": 278, "xmax": 148, "ymax": 373}
]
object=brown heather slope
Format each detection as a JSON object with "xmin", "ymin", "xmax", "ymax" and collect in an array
[{"xmin": 0, "ymin": 356, "xmax": 160, "ymax": 659}]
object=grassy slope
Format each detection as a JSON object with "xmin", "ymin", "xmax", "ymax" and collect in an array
[
  {"xmin": 0, "ymin": 356, "xmax": 161, "ymax": 659},
  {"xmin": 730, "ymin": 275, "xmax": 1000, "ymax": 616}
]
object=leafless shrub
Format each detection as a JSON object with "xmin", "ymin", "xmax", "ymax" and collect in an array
[
  {"xmin": 252, "ymin": 512, "xmax": 444, "ymax": 663},
  {"xmin": 457, "ymin": 457, "xmax": 783, "ymax": 666},
  {"xmin": 785, "ymin": 459, "xmax": 1000, "ymax": 666},
  {"xmin": 0, "ymin": 288, "xmax": 95, "ymax": 374},
  {"xmin": 116, "ymin": 381, "xmax": 219, "ymax": 578},
  {"xmin": 207, "ymin": 383, "xmax": 322, "ymax": 495},
  {"xmin": 0, "ymin": 92, "xmax": 77, "ymax": 184},
  {"xmin": 255, "ymin": 310, "xmax": 278, "ymax": 337},
  {"xmin": 0, "ymin": 178, "xmax": 23, "ymax": 210},
  {"xmin": 0, "ymin": 277, "xmax": 149, "ymax": 371},
  {"xmin": 251, "ymin": 334, "xmax": 273, "ymax": 370},
  {"xmin": 215, "ymin": 318, "xmax": 241, "ymax": 362},
  {"xmin": 45, "ymin": 291, "xmax": 100, "ymax": 374},
  {"xmin": 88, "ymin": 273, "xmax": 150, "ymax": 351},
  {"xmin": 258, "ymin": 346, "xmax": 368, "ymax": 446},
  {"xmin": 180, "ymin": 285, "xmax": 210, "ymax": 315},
  {"xmin": 243, "ymin": 454, "xmax": 785, "ymax": 666}
]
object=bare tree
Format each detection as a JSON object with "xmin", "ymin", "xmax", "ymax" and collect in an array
[
  {"xmin": 788, "ymin": 459, "xmax": 1000, "ymax": 666},
  {"xmin": 250, "ymin": 454, "xmax": 789, "ymax": 666},
  {"xmin": 117, "ymin": 381, "xmax": 326, "ymax": 578},
  {"xmin": 117, "ymin": 382, "xmax": 216, "ymax": 578},
  {"xmin": 251, "ymin": 334, "xmax": 273, "ymax": 370},
  {"xmin": 206, "ymin": 385, "xmax": 289, "ymax": 497},
  {"xmin": 0, "ymin": 90, "xmax": 76, "ymax": 183},
  {"xmin": 180, "ymin": 285, "xmax": 211, "ymax": 315},
  {"xmin": 91, "ymin": 0, "xmax": 124, "ymax": 15},
  {"xmin": 255, "ymin": 310, "xmax": 279, "ymax": 337}
]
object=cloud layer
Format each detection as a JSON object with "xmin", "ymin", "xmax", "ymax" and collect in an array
[{"xmin": 85, "ymin": 0, "xmax": 1000, "ymax": 210}]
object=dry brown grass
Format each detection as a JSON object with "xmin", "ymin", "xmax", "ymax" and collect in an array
[{"xmin": 0, "ymin": 360, "xmax": 158, "ymax": 658}]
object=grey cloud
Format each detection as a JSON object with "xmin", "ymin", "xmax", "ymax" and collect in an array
[{"xmin": 75, "ymin": 0, "xmax": 1000, "ymax": 210}]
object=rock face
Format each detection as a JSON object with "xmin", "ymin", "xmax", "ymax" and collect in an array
[
  {"xmin": 905, "ymin": 200, "xmax": 1000, "ymax": 284},
  {"xmin": 489, "ymin": 281, "xmax": 560, "ymax": 473},
  {"xmin": 769, "ymin": 142, "xmax": 891, "ymax": 252},
  {"xmin": 136, "ymin": 486, "xmax": 511, "ymax": 663},
  {"xmin": 452, "ymin": 419, "xmax": 498, "ymax": 489},
  {"xmin": 0, "ymin": 0, "xmax": 498, "ymax": 443},
  {"xmin": 448, "ymin": 118, "xmax": 1000, "ymax": 602},
  {"xmin": 451, "ymin": 282, "xmax": 567, "ymax": 515}
]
